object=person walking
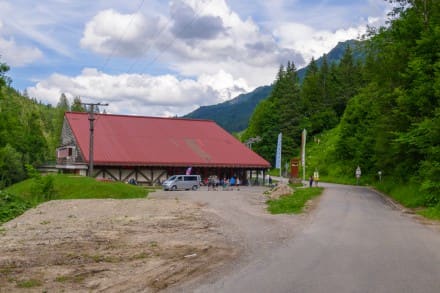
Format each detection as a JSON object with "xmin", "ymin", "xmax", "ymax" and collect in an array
[{"xmin": 309, "ymin": 176, "xmax": 314, "ymax": 188}]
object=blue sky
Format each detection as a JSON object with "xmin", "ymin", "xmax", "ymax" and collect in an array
[{"xmin": 0, "ymin": 0, "xmax": 391, "ymax": 116}]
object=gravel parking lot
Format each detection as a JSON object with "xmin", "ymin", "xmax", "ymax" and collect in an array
[{"xmin": 0, "ymin": 186, "xmax": 314, "ymax": 292}]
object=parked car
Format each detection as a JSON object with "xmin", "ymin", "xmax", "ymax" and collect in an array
[{"xmin": 162, "ymin": 175, "xmax": 201, "ymax": 191}]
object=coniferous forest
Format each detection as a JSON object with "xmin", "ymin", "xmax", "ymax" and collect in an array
[{"xmin": 0, "ymin": 0, "xmax": 439, "ymax": 206}]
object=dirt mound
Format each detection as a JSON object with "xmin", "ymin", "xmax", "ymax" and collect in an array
[{"xmin": 266, "ymin": 184, "xmax": 294, "ymax": 200}]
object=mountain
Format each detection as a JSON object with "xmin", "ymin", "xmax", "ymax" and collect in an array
[
  {"xmin": 184, "ymin": 85, "xmax": 272, "ymax": 133},
  {"xmin": 184, "ymin": 39, "xmax": 363, "ymax": 133},
  {"xmin": 296, "ymin": 39, "xmax": 363, "ymax": 81}
]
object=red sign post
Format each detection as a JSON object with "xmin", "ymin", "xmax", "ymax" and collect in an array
[{"xmin": 291, "ymin": 158, "xmax": 300, "ymax": 178}]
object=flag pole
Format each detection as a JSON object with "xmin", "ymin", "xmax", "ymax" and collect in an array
[
  {"xmin": 276, "ymin": 132, "xmax": 282, "ymax": 178},
  {"xmin": 302, "ymin": 129, "xmax": 307, "ymax": 181}
]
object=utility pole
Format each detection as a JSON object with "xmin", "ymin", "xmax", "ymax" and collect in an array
[
  {"xmin": 245, "ymin": 136, "xmax": 261, "ymax": 149},
  {"xmin": 81, "ymin": 102, "xmax": 108, "ymax": 177}
]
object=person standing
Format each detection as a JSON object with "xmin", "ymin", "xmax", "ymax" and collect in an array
[
  {"xmin": 229, "ymin": 176, "xmax": 236, "ymax": 191},
  {"xmin": 313, "ymin": 170, "xmax": 319, "ymax": 186},
  {"xmin": 309, "ymin": 176, "xmax": 314, "ymax": 188}
]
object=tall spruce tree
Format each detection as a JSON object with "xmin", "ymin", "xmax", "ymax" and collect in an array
[
  {"xmin": 71, "ymin": 96, "xmax": 85, "ymax": 112},
  {"xmin": 244, "ymin": 61, "xmax": 302, "ymax": 164}
]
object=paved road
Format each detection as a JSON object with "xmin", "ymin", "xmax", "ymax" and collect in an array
[{"xmin": 170, "ymin": 183, "xmax": 440, "ymax": 293}]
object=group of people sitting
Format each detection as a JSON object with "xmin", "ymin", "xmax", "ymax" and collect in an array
[{"xmin": 206, "ymin": 175, "xmax": 241, "ymax": 191}]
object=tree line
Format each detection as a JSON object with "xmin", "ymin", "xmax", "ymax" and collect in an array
[{"xmin": 243, "ymin": 44, "xmax": 364, "ymax": 163}]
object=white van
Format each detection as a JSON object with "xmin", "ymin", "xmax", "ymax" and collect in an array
[{"xmin": 162, "ymin": 175, "xmax": 201, "ymax": 191}]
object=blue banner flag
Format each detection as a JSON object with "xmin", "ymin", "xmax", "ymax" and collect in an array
[{"xmin": 275, "ymin": 132, "xmax": 282, "ymax": 169}]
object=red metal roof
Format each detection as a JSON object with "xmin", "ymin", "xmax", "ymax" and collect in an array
[{"xmin": 65, "ymin": 112, "xmax": 270, "ymax": 168}]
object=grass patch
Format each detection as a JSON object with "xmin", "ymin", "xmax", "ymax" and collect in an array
[
  {"xmin": 55, "ymin": 275, "xmax": 69, "ymax": 283},
  {"xmin": 418, "ymin": 205, "xmax": 440, "ymax": 220},
  {"xmin": 268, "ymin": 168, "xmax": 281, "ymax": 177},
  {"xmin": 267, "ymin": 187, "xmax": 323, "ymax": 214},
  {"xmin": 131, "ymin": 252, "xmax": 150, "ymax": 260},
  {"xmin": 374, "ymin": 182, "xmax": 426, "ymax": 208},
  {"xmin": 1, "ymin": 174, "xmax": 150, "ymax": 224},
  {"xmin": 55, "ymin": 274, "xmax": 86, "ymax": 283},
  {"xmin": 374, "ymin": 181, "xmax": 440, "ymax": 220},
  {"xmin": 16, "ymin": 278, "xmax": 42, "ymax": 288}
]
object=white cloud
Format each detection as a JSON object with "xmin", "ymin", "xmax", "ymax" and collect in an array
[
  {"xmin": 274, "ymin": 22, "xmax": 365, "ymax": 63},
  {"xmin": 80, "ymin": 9, "xmax": 165, "ymax": 57},
  {"xmin": 0, "ymin": 2, "xmax": 73, "ymax": 58},
  {"xmin": 0, "ymin": 20, "xmax": 43, "ymax": 66},
  {"xmin": 197, "ymin": 70, "xmax": 250, "ymax": 102},
  {"xmin": 26, "ymin": 68, "xmax": 250, "ymax": 117},
  {"xmin": 1, "ymin": 42, "xmax": 41, "ymax": 66}
]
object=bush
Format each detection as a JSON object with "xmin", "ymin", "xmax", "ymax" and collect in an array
[
  {"xmin": 0, "ymin": 190, "xmax": 33, "ymax": 224},
  {"xmin": 25, "ymin": 164, "xmax": 55, "ymax": 201},
  {"xmin": 0, "ymin": 144, "xmax": 26, "ymax": 188}
]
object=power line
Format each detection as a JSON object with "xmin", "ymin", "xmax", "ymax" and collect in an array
[
  {"xmin": 136, "ymin": 3, "xmax": 207, "ymax": 74},
  {"xmin": 101, "ymin": 0, "xmax": 146, "ymax": 71},
  {"xmin": 126, "ymin": 15, "xmax": 173, "ymax": 73}
]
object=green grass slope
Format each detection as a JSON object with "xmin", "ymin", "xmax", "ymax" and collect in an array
[{"xmin": 1, "ymin": 174, "xmax": 150, "ymax": 224}]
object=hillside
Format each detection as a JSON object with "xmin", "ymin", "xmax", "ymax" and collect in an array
[{"xmin": 184, "ymin": 85, "xmax": 272, "ymax": 132}]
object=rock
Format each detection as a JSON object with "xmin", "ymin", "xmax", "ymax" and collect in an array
[{"xmin": 266, "ymin": 184, "xmax": 294, "ymax": 200}]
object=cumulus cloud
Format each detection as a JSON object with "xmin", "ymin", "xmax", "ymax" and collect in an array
[
  {"xmin": 170, "ymin": 1, "xmax": 225, "ymax": 40},
  {"xmin": 197, "ymin": 70, "xmax": 250, "ymax": 102},
  {"xmin": 274, "ymin": 22, "xmax": 365, "ymax": 63},
  {"xmin": 0, "ymin": 20, "xmax": 43, "ymax": 66},
  {"xmin": 80, "ymin": 9, "xmax": 165, "ymax": 57},
  {"xmin": 26, "ymin": 68, "xmax": 250, "ymax": 117},
  {"xmin": 0, "ymin": 37, "xmax": 43, "ymax": 67}
]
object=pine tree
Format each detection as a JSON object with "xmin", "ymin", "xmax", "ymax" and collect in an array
[
  {"xmin": 57, "ymin": 93, "xmax": 70, "ymax": 111},
  {"xmin": 71, "ymin": 96, "xmax": 85, "ymax": 112}
]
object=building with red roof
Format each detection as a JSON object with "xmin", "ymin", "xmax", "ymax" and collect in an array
[{"xmin": 56, "ymin": 112, "xmax": 270, "ymax": 185}]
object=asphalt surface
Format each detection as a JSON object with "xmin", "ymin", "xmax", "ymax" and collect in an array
[{"xmin": 163, "ymin": 183, "xmax": 440, "ymax": 293}]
